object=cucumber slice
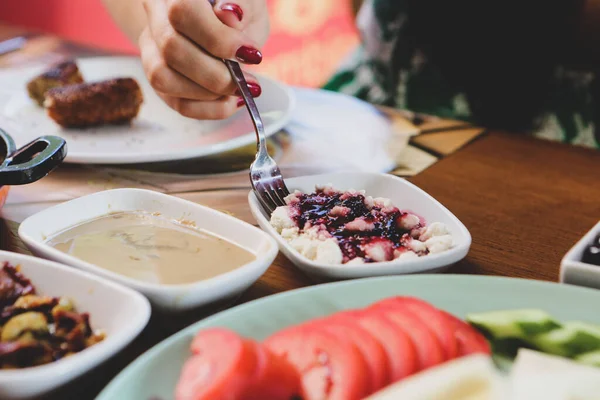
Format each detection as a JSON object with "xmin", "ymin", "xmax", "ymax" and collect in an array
[
  {"xmin": 491, "ymin": 338, "xmax": 534, "ymax": 358},
  {"xmin": 466, "ymin": 309, "xmax": 560, "ymax": 339},
  {"xmin": 531, "ymin": 322, "xmax": 600, "ymax": 358},
  {"xmin": 575, "ymin": 350, "xmax": 600, "ymax": 367}
]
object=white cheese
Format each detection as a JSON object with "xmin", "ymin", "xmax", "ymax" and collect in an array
[
  {"xmin": 269, "ymin": 206, "xmax": 295, "ymax": 232},
  {"xmin": 366, "ymin": 354, "xmax": 506, "ymax": 400},
  {"xmin": 425, "ymin": 234, "xmax": 454, "ymax": 254},
  {"xmin": 510, "ymin": 349, "xmax": 600, "ymax": 400}
]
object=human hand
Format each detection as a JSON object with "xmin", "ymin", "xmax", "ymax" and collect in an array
[{"xmin": 139, "ymin": 0, "xmax": 269, "ymax": 120}]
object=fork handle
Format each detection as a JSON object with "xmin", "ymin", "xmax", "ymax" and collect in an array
[
  {"xmin": 210, "ymin": 0, "xmax": 266, "ymax": 155},
  {"xmin": 224, "ymin": 60, "xmax": 268, "ymax": 154}
]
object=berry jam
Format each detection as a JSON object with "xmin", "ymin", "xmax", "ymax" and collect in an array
[
  {"xmin": 582, "ymin": 233, "xmax": 600, "ymax": 266},
  {"xmin": 287, "ymin": 188, "xmax": 423, "ymax": 263}
]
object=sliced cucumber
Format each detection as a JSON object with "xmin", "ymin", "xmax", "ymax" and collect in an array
[
  {"xmin": 575, "ymin": 350, "xmax": 600, "ymax": 367},
  {"xmin": 466, "ymin": 309, "xmax": 560, "ymax": 340},
  {"xmin": 531, "ymin": 322, "xmax": 600, "ymax": 358},
  {"xmin": 491, "ymin": 338, "xmax": 534, "ymax": 358}
]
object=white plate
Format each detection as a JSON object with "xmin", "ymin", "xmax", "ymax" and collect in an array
[
  {"xmin": 0, "ymin": 56, "xmax": 294, "ymax": 164},
  {"xmin": 0, "ymin": 250, "xmax": 150, "ymax": 399},
  {"xmin": 248, "ymin": 172, "xmax": 471, "ymax": 280},
  {"xmin": 560, "ymin": 220, "xmax": 600, "ymax": 289},
  {"xmin": 18, "ymin": 189, "xmax": 279, "ymax": 311},
  {"xmin": 281, "ymin": 87, "xmax": 418, "ymax": 173}
]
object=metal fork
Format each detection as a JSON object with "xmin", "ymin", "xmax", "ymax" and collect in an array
[{"xmin": 224, "ymin": 60, "xmax": 290, "ymax": 214}]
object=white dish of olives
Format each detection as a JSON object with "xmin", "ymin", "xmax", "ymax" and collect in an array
[{"xmin": 0, "ymin": 250, "xmax": 150, "ymax": 399}]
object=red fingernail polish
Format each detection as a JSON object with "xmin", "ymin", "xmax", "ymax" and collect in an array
[
  {"xmin": 221, "ymin": 3, "xmax": 243, "ymax": 21},
  {"xmin": 247, "ymin": 82, "xmax": 262, "ymax": 97},
  {"xmin": 237, "ymin": 97, "xmax": 245, "ymax": 107},
  {"xmin": 236, "ymin": 46, "xmax": 262, "ymax": 64},
  {"xmin": 235, "ymin": 82, "xmax": 262, "ymax": 97}
]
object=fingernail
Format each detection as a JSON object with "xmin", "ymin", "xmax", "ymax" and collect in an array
[
  {"xmin": 221, "ymin": 3, "xmax": 243, "ymax": 21},
  {"xmin": 237, "ymin": 97, "xmax": 245, "ymax": 107},
  {"xmin": 247, "ymin": 82, "xmax": 262, "ymax": 97},
  {"xmin": 236, "ymin": 46, "xmax": 262, "ymax": 64},
  {"xmin": 235, "ymin": 82, "xmax": 262, "ymax": 97}
]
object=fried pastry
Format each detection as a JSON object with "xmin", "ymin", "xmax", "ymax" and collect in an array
[
  {"xmin": 44, "ymin": 78, "xmax": 144, "ymax": 128},
  {"xmin": 26, "ymin": 60, "xmax": 84, "ymax": 106}
]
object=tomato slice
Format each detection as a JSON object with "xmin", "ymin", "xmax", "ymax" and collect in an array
[
  {"xmin": 317, "ymin": 314, "xmax": 390, "ymax": 393},
  {"xmin": 261, "ymin": 321, "xmax": 311, "ymax": 349},
  {"xmin": 284, "ymin": 313, "xmax": 387, "ymax": 392},
  {"xmin": 375, "ymin": 297, "xmax": 459, "ymax": 360},
  {"xmin": 245, "ymin": 341, "xmax": 303, "ymax": 400},
  {"xmin": 265, "ymin": 326, "xmax": 370, "ymax": 400},
  {"xmin": 344, "ymin": 310, "xmax": 418, "ymax": 383},
  {"xmin": 176, "ymin": 328, "xmax": 257, "ymax": 400},
  {"xmin": 442, "ymin": 311, "xmax": 492, "ymax": 356},
  {"xmin": 370, "ymin": 304, "xmax": 445, "ymax": 371},
  {"xmin": 176, "ymin": 355, "xmax": 211, "ymax": 400}
]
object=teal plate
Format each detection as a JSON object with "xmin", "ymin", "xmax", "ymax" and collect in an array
[{"xmin": 96, "ymin": 275, "xmax": 600, "ymax": 400}]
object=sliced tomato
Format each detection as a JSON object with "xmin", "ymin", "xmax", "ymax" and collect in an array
[
  {"xmin": 442, "ymin": 311, "xmax": 492, "ymax": 356},
  {"xmin": 374, "ymin": 297, "xmax": 459, "ymax": 360},
  {"xmin": 344, "ymin": 310, "xmax": 418, "ymax": 383},
  {"xmin": 370, "ymin": 304, "xmax": 445, "ymax": 371},
  {"xmin": 176, "ymin": 356, "xmax": 211, "ymax": 400},
  {"xmin": 244, "ymin": 341, "xmax": 303, "ymax": 400},
  {"xmin": 176, "ymin": 328, "xmax": 257, "ymax": 400},
  {"xmin": 260, "ymin": 321, "xmax": 311, "ymax": 349},
  {"xmin": 317, "ymin": 314, "xmax": 390, "ymax": 393},
  {"xmin": 299, "ymin": 312, "xmax": 390, "ymax": 392},
  {"xmin": 265, "ymin": 326, "xmax": 370, "ymax": 400}
]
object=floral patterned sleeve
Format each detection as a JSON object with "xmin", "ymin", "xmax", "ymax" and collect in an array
[{"xmin": 323, "ymin": 0, "xmax": 599, "ymax": 149}]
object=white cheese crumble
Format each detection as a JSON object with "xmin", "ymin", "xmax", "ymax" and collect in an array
[
  {"xmin": 268, "ymin": 188, "xmax": 454, "ymax": 265},
  {"xmin": 425, "ymin": 235, "xmax": 454, "ymax": 254},
  {"xmin": 420, "ymin": 222, "xmax": 450, "ymax": 241},
  {"xmin": 270, "ymin": 206, "xmax": 296, "ymax": 231}
]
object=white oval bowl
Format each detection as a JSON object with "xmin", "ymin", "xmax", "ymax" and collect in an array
[
  {"xmin": 18, "ymin": 189, "xmax": 279, "ymax": 311},
  {"xmin": 248, "ymin": 172, "xmax": 471, "ymax": 279},
  {"xmin": 0, "ymin": 250, "xmax": 150, "ymax": 399}
]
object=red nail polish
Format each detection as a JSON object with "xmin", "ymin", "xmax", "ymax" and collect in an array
[
  {"xmin": 221, "ymin": 3, "xmax": 243, "ymax": 21},
  {"xmin": 236, "ymin": 82, "xmax": 262, "ymax": 97},
  {"xmin": 236, "ymin": 46, "xmax": 262, "ymax": 64},
  {"xmin": 247, "ymin": 82, "xmax": 262, "ymax": 97},
  {"xmin": 237, "ymin": 97, "xmax": 245, "ymax": 107}
]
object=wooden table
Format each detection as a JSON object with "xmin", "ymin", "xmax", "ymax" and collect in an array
[{"xmin": 1, "ymin": 26, "xmax": 600, "ymax": 399}]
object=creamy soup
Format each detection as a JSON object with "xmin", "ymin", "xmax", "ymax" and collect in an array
[{"xmin": 47, "ymin": 212, "xmax": 255, "ymax": 285}]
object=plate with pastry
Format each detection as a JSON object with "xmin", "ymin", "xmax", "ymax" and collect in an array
[{"xmin": 0, "ymin": 56, "xmax": 294, "ymax": 165}]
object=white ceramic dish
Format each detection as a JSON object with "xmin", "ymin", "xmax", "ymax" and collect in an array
[
  {"xmin": 18, "ymin": 189, "xmax": 279, "ymax": 311},
  {"xmin": 248, "ymin": 172, "xmax": 471, "ymax": 280},
  {"xmin": 560, "ymin": 220, "xmax": 600, "ymax": 289},
  {"xmin": 0, "ymin": 250, "xmax": 150, "ymax": 399},
  {"xmin": 0, "ymin": 56, "xmax": 294, "ymax": 164}
]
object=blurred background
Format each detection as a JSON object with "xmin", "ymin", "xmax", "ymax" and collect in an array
[{"xmin": 0, "ymin": 0, "xmax": 361, "ymax": 88}]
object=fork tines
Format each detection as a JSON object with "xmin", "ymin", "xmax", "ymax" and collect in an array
[{"xmin": 251, "ymin": 172, "xmax": 289, "ymax": 214}]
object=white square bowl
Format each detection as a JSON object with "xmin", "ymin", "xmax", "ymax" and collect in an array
[
  {"xmin": 18, "ymin": 189, "xmax": 279, "ymax": 312},
  {"xmin": 560, "ymin": 220, "xmax": 600, "ymax": 289},
  {"xmin": 0, "ymin": 250, "xmax": 150, "ymax": 399},
  {"xmin": 248, "ymin": 172, "xmax": 471, "ymax": 280}
]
